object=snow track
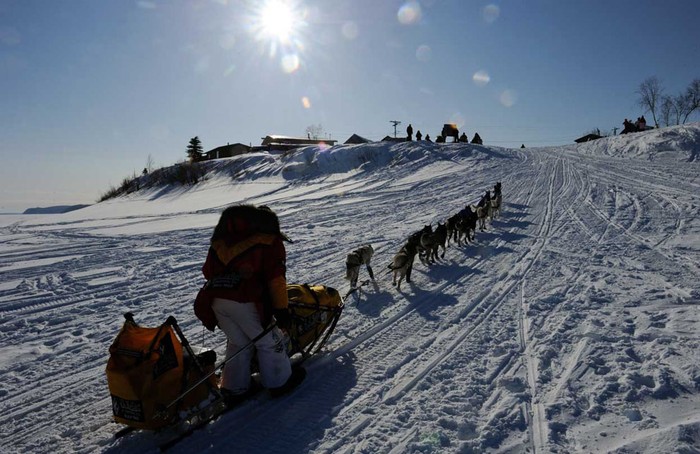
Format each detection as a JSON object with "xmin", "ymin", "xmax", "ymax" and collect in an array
[{"xmin": 1, "ymin": 129, "xmax": 699, "ymax": 453}]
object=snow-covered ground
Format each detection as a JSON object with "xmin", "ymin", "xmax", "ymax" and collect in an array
[{"xmin": 1, "ymin": 124, "xmax": 699, "ymax": 454}]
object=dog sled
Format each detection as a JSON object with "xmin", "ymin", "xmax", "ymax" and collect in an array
[{"xmin": 106, "ymin": 283, "xmax": 344, "ymax": 449}]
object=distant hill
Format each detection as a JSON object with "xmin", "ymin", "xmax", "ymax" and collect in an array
[{"xmin": 23, "ymin": 204, "xmax": 91, "ymax": 214}]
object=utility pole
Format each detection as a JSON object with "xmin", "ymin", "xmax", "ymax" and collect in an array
[
  {"xmin": 390, "ymin": 120, "xmax": 401, "ymax": 138},
  {"xmin": 612, "ymin": 127, "xmax": 619, "ymax": 136}
]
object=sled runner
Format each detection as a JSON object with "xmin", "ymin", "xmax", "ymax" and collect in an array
[{"xmin": 106, "ymin": 284, "xmax": 344, "ymax": 450}]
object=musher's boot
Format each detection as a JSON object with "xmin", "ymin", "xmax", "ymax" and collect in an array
[{"xmin": 269, "ymin": 366, "xmax": 306, "ymax": 398}]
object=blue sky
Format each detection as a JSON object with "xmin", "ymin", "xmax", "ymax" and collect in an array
[{"xmin": 1, "ymin": 0, "xmax": 699, "ymax": 212}]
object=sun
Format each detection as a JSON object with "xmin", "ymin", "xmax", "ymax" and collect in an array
[
  {"xmin": 245, "ymin": 0, "xmax": 308, "ymax": 71},
  {"xmin": 260, "ymin": 1, "xmax": 295, "ymax": 42},
  {"xmin": 252, "ymin": 0, "xmax": 303, "ymax": 45}
]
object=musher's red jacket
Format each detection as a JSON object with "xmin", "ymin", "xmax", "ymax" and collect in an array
[{"xmin": 201, "ymin": 232, "xmax": 287, "ymax": 325}]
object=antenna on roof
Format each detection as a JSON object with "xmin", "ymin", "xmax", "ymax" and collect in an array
[{"xmin": 390, "ymin": 120, "xmax": 401, "ymax": 138}]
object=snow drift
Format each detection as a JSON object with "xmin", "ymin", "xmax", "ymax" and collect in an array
[{"xmin": 0, "ymin": 123, "xmax": 699, "ymax": 453}]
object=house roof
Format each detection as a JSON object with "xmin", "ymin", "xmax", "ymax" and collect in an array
[
  {"xmin": 261, "ymin": 135, "xmax": 337, "ymax": 146},
  {"xmin": 344, "ymin": 134, "xmax": 371, "ymax": 144},
  {"xmin": 205, "ymin": 143, "xmax": 250, "ymax": 154},
  {"xmin": 574, "ymin": 134, "xmax": 602, "ymax": 143}
]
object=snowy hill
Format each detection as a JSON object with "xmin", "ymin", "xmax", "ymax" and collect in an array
[
  {"xmin": 22, "ymin": 204, "xmax": 91, "ymax": 215},
  {"xmin": 1, "ymin": 124, "xmax": 699, "ymax": 453},
  {"xmin": 573, "ymin": 124, "xmax": 700, "ymax": 162}
]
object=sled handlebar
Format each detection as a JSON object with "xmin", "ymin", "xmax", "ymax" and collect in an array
[{"xmin": 160, "ymin": 322, "xmax": 278, "ymax": 414}]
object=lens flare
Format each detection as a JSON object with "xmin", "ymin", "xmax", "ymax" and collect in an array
[
  {"xmin": 482, "ymin": 4, "xmax": 500, "ymax": 23},
  {"xmin": 223, "ymin": 64, "xmax": 236, "ymax": 76},
  {"xmin": 449, "ymin": 113, "xmax": 466, "ymax": 130},
  {"xmin": 281, "ymin": 54, "xmax": 300, "ymax": 73},
  {"xmin": 416, "ymin": 44, "xmax": 432, "ymax": 62},
  {"xmin": 397, "ymin": 1, "xmax": 422, "ymax": 25},
  {"xmin": 500, "ymin": 89, "xmax": 517, "ymax": 107},
  {"xmin": 301, "ymin": 96, "xmax": 311, "ymax": 109},
  {"xmin": 473, "ymin": 70, "xmax": 490, "ymax": 86},
  {"xmin": 342, "ymin": 21, "xmax": 359, "ymax": 40},
  {"xmin": 136, "ymin": 1, "xmax": 157, "ymax": 10}
]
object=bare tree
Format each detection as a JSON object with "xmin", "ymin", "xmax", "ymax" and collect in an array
[
  {"xmin": 657, "ymin": 79, "xmax": 700, "ymax": 126},
  {"xmin": 305, "ymin": 124, "xmax": 324, "ymax": 140},
  {"xmin": 680, "ymin": 78, "xmax": 700, "ymax": 124},
  {"xmin": 636, "ymin": 77, "xmax": 664, "ymax": 128},
  {"xmin": 145, "ymin": 154, "xmax": 155, "ymax": 173},
  {"xmin": 673, "ymin": 94, "xmax": 691, "ymax": 125},
  {"xmin": 659, "ymin": 96, "xmax": 674, "ymax": 127}
]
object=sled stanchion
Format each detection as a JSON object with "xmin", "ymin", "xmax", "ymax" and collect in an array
[
  {"xmin": 167, "ymin": 316, "xmax": 224, "ymax": 410},
  {"xmin": 289, "ymin": 299, "xmax": 345, "ymax": 359},
  {"xmin": 161, "ymin": 322, "xmax": 277, "ymax": 413},
  {"xmin": 317, "ymin": 301, "xmax": 344, "ymax": 352},
  {"xmin": 310, "ymin": 301, "xmax": 344, "ymax": 356},
  {"xmin": 168, "ymin": 317, "xmax": 210, "ymax": 377}
]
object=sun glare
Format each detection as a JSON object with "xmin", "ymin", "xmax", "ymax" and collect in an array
[
  {"xmin": 260, "ymin": 1, "xmax": 295, "ymax": 42},
  {"xmin": 252, "ymin": 0, "xmax": 304, "ymax": 45},
  {"xmin": 247, "ymin": 0, "xmax": 307, "ymax": 71}
]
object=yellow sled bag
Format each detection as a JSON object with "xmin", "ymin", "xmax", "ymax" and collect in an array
[{"xmin": 286, "ymin": 284, "xmax": 344, "ymax": 357}]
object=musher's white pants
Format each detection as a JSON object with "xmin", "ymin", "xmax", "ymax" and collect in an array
[{"xmin": 212, "ymin": 298, "xmax": 291, "ymax": 393}]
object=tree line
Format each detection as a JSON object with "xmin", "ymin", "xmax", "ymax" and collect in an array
[{"xmin": 637, "ymin": 77, "xmax": 700, "ymax": 128}]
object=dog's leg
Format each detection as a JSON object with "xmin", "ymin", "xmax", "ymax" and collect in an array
[
  {"xmin": 418, "ymin": 248, "xmax": 428, "ymax": 265},
  {"xmin": 349, "ymin": 266, "xmax": 359, "ymax": 288}
]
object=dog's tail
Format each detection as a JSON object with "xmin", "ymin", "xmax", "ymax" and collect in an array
[
  {"xmin": 387, "ymin": 260, "xmax": 404, "ymax": 271},
  {"xmin": 388, "ymin": 255, "xmax": 410, "ymax": 270}
]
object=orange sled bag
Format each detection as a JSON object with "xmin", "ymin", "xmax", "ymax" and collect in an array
[{"xmin": 106, "ymin": 313, "xmax": 216, "ymax": 430}]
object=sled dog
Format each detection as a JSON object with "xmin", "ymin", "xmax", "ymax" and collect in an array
[
  {"xmin": 388, "ymin": 242, "xmax": 418, "ymax": 290},
  {"xmin": 418, "ymin": 225, "xmax": 438, "ymax": 265},
  {"xmin": 490, "ymin": 194, "xmax": 502, "ymax": 219},
  {"xmin": 446, "ymin": 213, "xmax": 461, "ymax": 247},
  {"xmin": 456, "ymin": 207, "xmax": 477, "ymax": 245},
  {"xmin": 472, "ymin": 204, "xmax": 489, "ymax": 231},
  {"xmin": 346, "ymin": 244, "xmax": 375, "ymax": 288},
  {"xmin": 423, "ymin": 222, "xmax": 447, "ymax": 261}
]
